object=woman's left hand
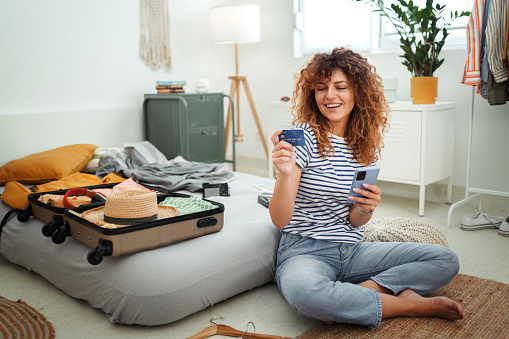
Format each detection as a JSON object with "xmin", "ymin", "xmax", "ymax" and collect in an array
[{"xmin": 349, "ymin": 183, "xmax": 381, "ymax": 214}]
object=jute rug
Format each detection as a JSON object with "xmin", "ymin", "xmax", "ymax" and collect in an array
[
  {"xmin": 0, "ymin": 296, "xmax": 55, "ymax": 339},
  {"xmin": 297, "ymin": 274, "xmax": 509, "ymax": 339}
]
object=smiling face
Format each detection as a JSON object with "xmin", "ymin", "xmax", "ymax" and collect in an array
[{"xmin": 314, "ymin": 69, "xmax": 355, "ymax": 137}]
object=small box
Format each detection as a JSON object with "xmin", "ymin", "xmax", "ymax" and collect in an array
[{"xmin": 383, "ymin": 78, "xmax": 398, "ymax": 103}]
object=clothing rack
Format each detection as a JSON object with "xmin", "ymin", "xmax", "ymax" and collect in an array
[
  {"xmin": 448, "ymin": 0, "xmax": 509, "ymax": 227},
  {"xmin": 446, "ymin": 87, "xmax": 509, "ymax": 227}
]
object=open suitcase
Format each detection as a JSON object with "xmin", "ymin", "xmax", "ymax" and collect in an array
[
  {"xmin": 62, "ymin": 192, "xmax": 224, "ymax": 265},
  {"xmin": 13, "ymin": 184, "xmax": 225, "ymax": 265}
]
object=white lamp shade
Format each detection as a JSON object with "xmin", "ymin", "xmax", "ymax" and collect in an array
[{"xmin": 210, "ymin": 4, "xmax": 260, "ymax": 44}]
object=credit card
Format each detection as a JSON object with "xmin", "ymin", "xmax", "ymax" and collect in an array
[{"xmin": 278, "ymin": 129, "xmax": 305, "ymax": 146}]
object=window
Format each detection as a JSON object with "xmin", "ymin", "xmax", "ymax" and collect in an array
[
  {"xmin": 293, "ymin": 0, "xmax": 374, "ymax": 57},
  {"xmin": 294, "ymin": 0, "xmax": 471, "ymax": 57}
]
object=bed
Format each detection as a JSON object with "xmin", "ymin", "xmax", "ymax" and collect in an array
[{"xmin": 0, "ymin": 159, "xmax": 280, "ymax": 326}]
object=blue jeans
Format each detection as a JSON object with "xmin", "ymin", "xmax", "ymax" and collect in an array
[{"xmin": 275, "ymin": 232, "xmax": 460, "ymax": 327}]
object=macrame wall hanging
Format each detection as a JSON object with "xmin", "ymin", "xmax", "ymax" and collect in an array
[{"xmin": 139, "ymin": 0, "xmax": 172, "ymax": 71}]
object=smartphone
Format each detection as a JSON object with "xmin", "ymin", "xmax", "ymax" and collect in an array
[{"xmin": 347, "ymin": 166, "xmax": 380, "ymax": 205}]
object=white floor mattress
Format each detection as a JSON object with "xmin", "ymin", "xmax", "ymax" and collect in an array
[{"xmin": 0, "ymin": 172, "xmax": 280, "ymax": 326}]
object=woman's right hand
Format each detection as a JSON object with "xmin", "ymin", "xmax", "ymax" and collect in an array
[
  {"xmin": 271, "ymin": 130, "xmax": 296, "ymax": 177},
  {"xmin": 269, "ymin": 130, "xmax": 302, "ymax": 229}
]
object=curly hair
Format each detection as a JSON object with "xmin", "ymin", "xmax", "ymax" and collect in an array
[{"xmin": 292, "ymin": 47, "xmax": 390, "ymax": 166}]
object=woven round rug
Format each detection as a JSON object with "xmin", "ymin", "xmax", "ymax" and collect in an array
[
  {"xmin": 0, "ymin": 296, "xmax": 55, "ymax": 339},
  {"xmin": 297, "ymin": 274, "xmax": 509, "ymax": 339}
]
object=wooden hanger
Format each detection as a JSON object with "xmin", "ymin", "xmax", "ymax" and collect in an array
[{"xmin": 186, "ymin": 318, "xmax": 292, "ymax": 339}]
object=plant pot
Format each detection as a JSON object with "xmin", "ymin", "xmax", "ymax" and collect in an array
[{"xmin": 410, "ymin": 76, "xmax": 438, "ymax": 104}]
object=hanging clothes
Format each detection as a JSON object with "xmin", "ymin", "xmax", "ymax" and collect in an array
[
  {"xmin": 504, "ymin": 5, "xmax": 509, "ymax": 76},
  {"xmin": 463, "ymin": 0, "xmax": 509, "ymax": 105},
  {"xmin": 487, "ymin": 71, "xmax": 509, "ymax": 105},
  {"xmin": 486, "ymin": 0, "xmax": 509, "ymax": 105},
  {"xmin": 486, "ymin": 0, "xmax": 509, "ymax": 83},
  {"xmin": 479, "ymin": 0, "xmax": 492, "ymax": 97},
  {"xmin": 462, "ymin": 0, "xmax": 486, "ymax": 86}
]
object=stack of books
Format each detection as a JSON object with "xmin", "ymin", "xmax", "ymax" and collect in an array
[{"xmin": 156, "ymin": 80, "xmax": 186, "ymax": 94}]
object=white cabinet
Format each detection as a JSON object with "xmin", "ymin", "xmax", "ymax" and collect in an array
[
  {"xmin": 267, "ymin": 101, "xmax": 293, "ymax": 178},
  {"xmin": 379, "ymin": 102, "xmax": 455, "ymax": 216}
]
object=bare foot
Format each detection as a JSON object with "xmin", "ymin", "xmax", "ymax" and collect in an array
[{"xmin": 398, "ymin": 289, "xmax": 464, "ymax": 320}]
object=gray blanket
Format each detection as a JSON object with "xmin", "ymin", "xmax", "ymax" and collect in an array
[{"xmin": 96, "ymin": 141, "xmax": 234, "ymax": 193}]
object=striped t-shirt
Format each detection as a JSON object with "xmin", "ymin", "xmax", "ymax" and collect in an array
[{"xmin": 283, "ymin": 123, "xmax": 367, "ymax": 243}]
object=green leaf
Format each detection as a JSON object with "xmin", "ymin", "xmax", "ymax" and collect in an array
[{"xmin": 353, "ymin": 0, "xmax": 469, "ymax": 76}]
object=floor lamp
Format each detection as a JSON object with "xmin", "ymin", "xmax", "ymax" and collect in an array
[{"xmin": 210, "ymin": 4, "xmax": 269, "ymax": 159}]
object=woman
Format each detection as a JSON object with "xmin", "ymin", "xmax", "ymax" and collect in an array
[{"xmin": 270, "ymin": 47, "xmax": 463, "ymax": 327}]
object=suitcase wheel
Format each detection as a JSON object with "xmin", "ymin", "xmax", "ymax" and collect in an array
[
  {"xmin": 17, "ymin": 206, "xmax": 32, "ymax": 223},
  {"xmin": 42, "ymin": 215, "xmax": 64, "ymax": 238},
  {"xmin": 51, "ymin": 223, "xmax": 69, "ymax": 244},
  {"xmin": 87, "ymin": 239, "xmax": 113, "ymax": 265}
]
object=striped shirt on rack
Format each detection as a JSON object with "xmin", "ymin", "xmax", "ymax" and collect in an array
[{"xmin": 462, "ymin": 0, "xmax": 485, "ymax": 86}]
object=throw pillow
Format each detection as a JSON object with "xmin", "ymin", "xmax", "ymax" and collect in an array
[
  {"xmin": 362, "ymin": 217, "xmax": 449, "ymax": 247},
  {"xmin": 0, "ymin": 144, "xmax": 98, "ymax": 185}
]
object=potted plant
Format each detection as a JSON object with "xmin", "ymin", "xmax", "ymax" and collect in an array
[{"xmin": 354, "ymin": 0, "xmax": 470, "ymax": 104}]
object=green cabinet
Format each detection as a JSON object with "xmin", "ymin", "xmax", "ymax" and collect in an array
[{"xmin": 143, "ymin": 93, "xmax": 235, "ymax": 169}]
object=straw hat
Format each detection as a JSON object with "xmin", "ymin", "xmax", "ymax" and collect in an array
[{"xmin": 81, "ymin": 190, "xmax": 178, "ymax": 228}]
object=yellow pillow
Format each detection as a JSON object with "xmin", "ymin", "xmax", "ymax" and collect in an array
[{"xmin": 0, "ymin": 144, "xmax": 98, "ymax": 185}]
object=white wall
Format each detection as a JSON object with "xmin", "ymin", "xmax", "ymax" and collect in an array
[{"xmin": 1, "ymin": 0, "xmax": 508, "ymax": 193}]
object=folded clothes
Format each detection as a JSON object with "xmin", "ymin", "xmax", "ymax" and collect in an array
[
  {"xmin": 38, "ymin": 194, "xmax": 91, "ymax": 208},
  {"xmin": 38, "ymin": 179, "xmax": 158, "ymax": 209},
  {"xmin": 112, "ymin": 178, "xmax": 153, "ymax": 192},
  {"xmin": 159, "ymin": 196, "xmax": 217, "ymax": 215}
]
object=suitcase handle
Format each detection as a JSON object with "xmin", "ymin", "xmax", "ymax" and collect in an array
[
  {"xmin": 63, "ymin": 188, "xmax": 107, "ymax": 208},
  {"xmin": 197, "ymin": 217, "xmax": 217, "ymax": 228}
]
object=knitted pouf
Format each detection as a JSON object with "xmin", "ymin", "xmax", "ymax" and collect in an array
[{"xmin": 362, "ymin": 217, "xmax": 449, "ymax": 247}]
